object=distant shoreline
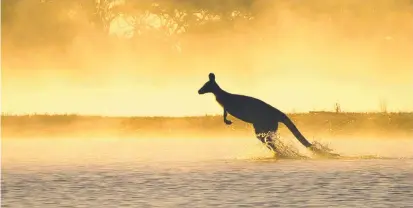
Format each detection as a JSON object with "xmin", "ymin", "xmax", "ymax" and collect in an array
[
  {"xmin": 2, "ymin": 111, "xmax": 413, "ymax": 118},
  {"xmin": 2, "ymin": 112, "xmax": 412, "ymax": 139}
]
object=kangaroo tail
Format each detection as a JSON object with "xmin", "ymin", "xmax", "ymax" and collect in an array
[{"xmin": 280, "ymin": 114, "xmax": 312, "ymax": 148}]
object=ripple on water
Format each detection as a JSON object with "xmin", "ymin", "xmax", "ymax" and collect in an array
[{"xmin": 2, "ymin": 158, "xmax": 413, "ymax": 208}]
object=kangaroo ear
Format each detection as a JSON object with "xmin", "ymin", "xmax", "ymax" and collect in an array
[{"xmin": 209, "ymin": 73, "xmax": 215, "ymax": 81}]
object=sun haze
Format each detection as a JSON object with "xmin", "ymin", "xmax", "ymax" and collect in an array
[{"xmin": 2, "ymin": 0, "xmax": 412, "ymax": 116}]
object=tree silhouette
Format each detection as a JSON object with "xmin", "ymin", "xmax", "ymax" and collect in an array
[{"xmin": 1, "ymin": 0, "xmax": 258, "ymax": 52}]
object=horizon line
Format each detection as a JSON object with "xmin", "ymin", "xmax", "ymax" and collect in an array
[{"xmin": 2, "ymin": 111, "xmax": 412, "ymax": 118}]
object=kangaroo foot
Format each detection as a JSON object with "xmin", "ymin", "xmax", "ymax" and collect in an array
[{"xmin": 224, "ymin": 119, "xmax": 232, "ymax": 125}]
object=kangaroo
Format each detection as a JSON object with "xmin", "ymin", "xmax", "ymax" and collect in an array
[{"xmin": 198, "ymin": 72, "xmax": 313, "ymax": 152}]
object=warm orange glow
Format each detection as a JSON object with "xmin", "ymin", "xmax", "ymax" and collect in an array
[{"xmin": 2, "ymin": 1, "xmax": 412, "ymax": 116}]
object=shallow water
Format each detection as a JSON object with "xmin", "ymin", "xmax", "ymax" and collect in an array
[{"xmin": 2, "ymin": 137, "xmax": 413, "ymax": 207}]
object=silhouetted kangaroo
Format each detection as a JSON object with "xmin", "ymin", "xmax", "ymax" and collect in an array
[{"xmin": 198, "ymin": 73, "xmax": 313, "ymax": 152}]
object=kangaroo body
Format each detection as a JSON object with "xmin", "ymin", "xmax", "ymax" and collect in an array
[
  {"xmin": 215, "ymin": 92, "xmax": 283, "ymax": 124},
  {"xmin": 198, "ymin": 73, "xmax": 313, "ymax": 151}
]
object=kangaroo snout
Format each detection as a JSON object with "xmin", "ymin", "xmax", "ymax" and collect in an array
[{"xmin": 198, "ymin": 84, "xmax": 208, "ymax": 94}]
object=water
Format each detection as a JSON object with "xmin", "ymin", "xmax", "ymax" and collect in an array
[{"xmin": 2, "ymin": 137, "xmax": 413, "ymax": 207}]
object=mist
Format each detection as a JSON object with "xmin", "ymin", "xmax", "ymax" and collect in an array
[{"xmin": 2, "ymin": 0, "xmax": 413, "ymax": 116}]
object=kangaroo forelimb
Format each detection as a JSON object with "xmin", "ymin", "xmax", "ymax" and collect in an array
[{"xmin": 223, "ymin": 109, "xmax": 232, "ymax": 125}]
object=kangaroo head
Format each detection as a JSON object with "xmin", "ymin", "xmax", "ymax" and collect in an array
[{"xmin": 198, "ymin": 73, "xmax": 219, "ymax": 95}]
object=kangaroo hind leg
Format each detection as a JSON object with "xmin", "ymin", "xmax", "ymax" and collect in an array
[{"xmin": 253, "ymin": 122, "xmax": 279, "ymax": 152}]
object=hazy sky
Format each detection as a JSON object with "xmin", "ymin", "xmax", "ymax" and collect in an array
[{"xmin": 2, "ymin": 0, "xmax": 412, "ymax": 116}]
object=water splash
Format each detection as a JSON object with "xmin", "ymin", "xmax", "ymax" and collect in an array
[
  {"xmin": 308, "ymin": 140, "xmax": 341, "ymax": 159},
  {"xmin": 258, "ymin": 131, "xmax": 309, "ymax": 159},
  {"xmin": 306, "ymin": 138, "xmax": 396, "ymax": 160},
  {"xmin": 260, "ymin": 133, "xmax": 400, "ymax": 160},
  {"xmin": 258, "ymin": 131, "xmax": 343, "ymax": 160}
]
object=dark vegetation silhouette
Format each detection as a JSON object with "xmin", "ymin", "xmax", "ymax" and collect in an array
[
  {"xmin": 2, "ymin": 0, "xmax": 259, "ymax": 52},
  {"xmin": 198, "ymin": 73, "xmax": 336, "ymax": 156},
  {"xmin": 3, "ymin": 0, "xmax": 411, "ymax": 55}
]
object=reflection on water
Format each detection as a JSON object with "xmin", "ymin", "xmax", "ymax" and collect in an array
[{"xmin": 2, "ymin": 137, "xmax": 413, "ymax": 207}]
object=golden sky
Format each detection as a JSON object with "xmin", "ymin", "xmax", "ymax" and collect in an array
[{"xmin": 1, "ymin": 0, "xmax": 412, "ymax": 116}]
